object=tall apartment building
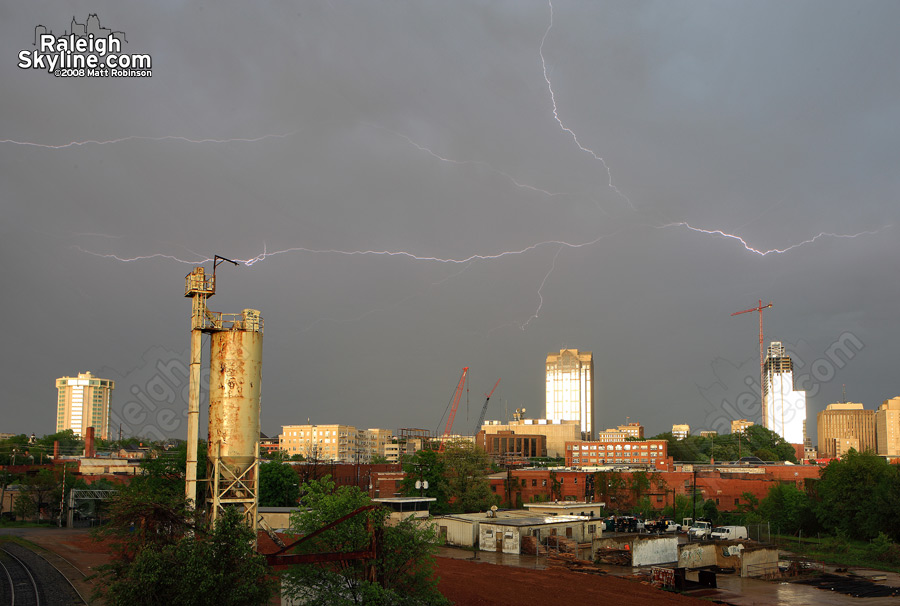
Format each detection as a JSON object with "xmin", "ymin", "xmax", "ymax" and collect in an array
[
  {"xmin": 279, "ymin": 425, "xmax": 393, "ymax": 463},
  {"xmin": 763, "ymin": 342, "xmax": 807, "ymax": 444},
  {"xmin": 55, "ymin": 372, "xmax": 114, "ymax": 440},
  {"xmin": 545, "ymin": 349, "xmax": 595, "ymax": 439},
  {"xmin": 816, "ymin": 402, "xmax": 876, "ymax": 458},
  {"xmin": 875, "ymin": 397, "xmax": 900, "ymax": 457}
]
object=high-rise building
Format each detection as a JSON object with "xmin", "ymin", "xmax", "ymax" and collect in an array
[
  {"xmin": 55, "ymin": 372, "xmax": 114, "ymax": 440},
  {"xmin": 875, "ymin": 397, "xmax": 900, "ymax": 457},
  {"xmin": 816, "ymin": 402, "xmax": 876, "ymax": 458},
  {"xmin": 545, "ymin": 349, "xmax": 594, "ymax": 439},
  {"xmin": 762, "ymin": 342, "xmax": 807, "ymax": 444}
]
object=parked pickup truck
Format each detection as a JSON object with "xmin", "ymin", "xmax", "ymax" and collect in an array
[
  {"xmin": 688, "ymin": 521, "xmax": 712, "ymax": 540},
  {"xmin": 710, "ymin": 525, "xmax": 748, "ymax": 541}
]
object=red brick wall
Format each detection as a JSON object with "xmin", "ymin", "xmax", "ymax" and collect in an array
[{"xmin": 491, "ymin": 465, "xmax": 821, "ymax": 512}]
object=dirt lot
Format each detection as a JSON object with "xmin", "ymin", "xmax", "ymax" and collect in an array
[
  {"xmin": 12, "ymin": 529, "xmax": 709, "ymax": 605},
  {"xmin": 434, "ymin": 557, "xmax": 711, "ymax": 606}
]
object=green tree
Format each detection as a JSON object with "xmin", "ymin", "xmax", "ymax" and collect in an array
[
  {"xmin": 97, "ymin": 506, "xmax": 274, "ymax": 606},
  {"xmin": 630, "ymin": 471, "xmax": 651, "ymax": 502},
  {"xmin": 35, "ymin": 430, "xmax": 84, "ymax": 457},
  {"xmin": 129, "ymin": 440, "xmax": 208, "ymax": 503},
  {"xmin": 0, "ymin": 470, "xmax": 19, "ymax": 518},
  {"xmin": 441, "ymin": 441, "xmax": 497, "ymax": 513},
  {"xmin": 22, "ymin": 468, "xmax": 60, "ymax": 521},
  {"xmin": 736, "ymin": 491, "xmax": 762, "ymax": 522},
  {"xmin": 816, "ymin": 450, "xmax": 900, "ymax": 541},
  {"xmin": 259, "ymin": 460, "xmax": 300, "ymax": 507},
  {"xmin": 370, "ymin": 454, "xmax": 390, "ymax": 465},
  {"xmin": 283, "ymin": 477, "xmax": 449, "ymax": 606},
  {"xmin": 759, "ymin": 483, "xmax": 817, "ymax": 536},
  {"xmin": 401, "ymin": 449, "xmax": 450, "ymax": 514},
  {"xmin": 13, "ymin": 493, "xmax": 36, "ymax": 521}
]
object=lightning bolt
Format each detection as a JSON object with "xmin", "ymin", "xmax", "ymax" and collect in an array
[
  {"xmin": 0, "ymin": 130, "xmax": 298, "ymax": 149},
  {"xmin": 75, "ymin": 246, "xmax": 208, "ymax": 265},
  {"xmin": 520, "ymin": 245, "xmax": 563, "ymax": 330},
  {"xmin": 541, "ymin": 1, "xmax": 635, "ymax": 211},
  {"xmin": 371, "ymin": 125, "xmax": 573, "ymax": 198},
  {"xmin": 659, "ymin": 223, "xmax": 891, "ymax": 256}
]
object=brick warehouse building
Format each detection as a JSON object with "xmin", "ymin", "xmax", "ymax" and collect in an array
[
  {"xmin": 565, "ymin": 439, "xmax": 672, "ymax": 470},
  {"xmin": 488, "ymin": 465, "xmax": 821, "ymax": 512}
]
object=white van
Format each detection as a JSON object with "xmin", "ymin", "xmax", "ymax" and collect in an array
[{"xmin": 709, "ymin": 525, "xmax": 748, "ymax": 540}]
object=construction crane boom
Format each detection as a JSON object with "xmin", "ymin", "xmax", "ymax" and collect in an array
[
  {"xmin": 439, "ymin": 367, "xmax": 468, "ymax": 453},
  {"xmin": 731, "ymin": 299, "xmax": 773, "ymax": 427},
  {"xmin": 474, "ymin": 378, "xmax": 501, "ymax": 435}
]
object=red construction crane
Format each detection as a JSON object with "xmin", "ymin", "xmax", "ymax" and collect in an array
[
  {"xmin": 731, "ymin": 300, "xmax": 773, "ymax": 426},
  {"xmin": 473, "ymin": 378, "xmax": 501, "ymax": 435},
  {"xmin": 439, "ymin": 367, "xmax": 468, "ymax": 453}
]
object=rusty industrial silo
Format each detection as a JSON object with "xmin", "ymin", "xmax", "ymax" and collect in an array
[
  {"xmin": 207, "ymin": 308, "xmax": 263, "ymax": 526},
  {"xmin": 184, "ymin": 258, "xmax": 264, "ymax": 531}
]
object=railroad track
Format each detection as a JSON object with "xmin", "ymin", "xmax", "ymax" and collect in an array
[
  {"xmin": 0, "ymin": 545, "xmax": 41, "ymax": 606},
  {"xmin": 0, "ymin": 543, "xmax": 87, "ymax": 606}
]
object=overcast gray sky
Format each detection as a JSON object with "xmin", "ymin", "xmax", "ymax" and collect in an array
[{"xmin": 2, "ymin": 1, "xmax": 898, "ymax": 444}]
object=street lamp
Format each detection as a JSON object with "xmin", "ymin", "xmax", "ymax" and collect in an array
[{"xmin": 415, "ymin": 479, "xmax": 429, "ymax": 497}]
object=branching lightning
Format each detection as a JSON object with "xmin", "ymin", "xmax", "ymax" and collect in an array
[
  {"xmin": 659, "ymin": 223, "xmax": 890, "ymax": 256},
  {"xmin": 540, "ymin": 1, "xmax": 635, "ymax": 211},
  {"xmin": 29, "ymin": 2, "xmax": 891, "ymax": 336},
  {"xmin": 0, "ymin": 130, "xmax": 298, "ymax": 149}
]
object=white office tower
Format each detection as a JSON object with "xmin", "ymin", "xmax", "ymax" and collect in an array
[
  {"xmin": 762, "ymin": 342, "xmax": 807, "ymax": 444},
  {"xmin": 545, "ymin": 349, "xmax": 595, "ymax": 439}
]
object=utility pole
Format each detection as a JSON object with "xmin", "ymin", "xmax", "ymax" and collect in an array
[{"xmin": 731, "ymin": 300, "xmax": 773, "ymax": 428}]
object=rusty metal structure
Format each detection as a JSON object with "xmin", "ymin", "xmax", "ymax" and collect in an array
[
  {"xmin": 184, "ymin": 257, "xmax": 263, "ymax": 529},
  {"xmin": 265, "ymin": 505, "xmax": 380, "ymax": 577}
]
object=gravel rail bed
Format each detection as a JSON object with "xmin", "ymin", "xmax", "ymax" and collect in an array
[{"xmin": 1, "ymin": 542, "xmax": 85, "ymax": 605}]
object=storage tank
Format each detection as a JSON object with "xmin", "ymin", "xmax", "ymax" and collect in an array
[{"xmin": 208, "ymin": 309, "xmax": 263, "ymax": 476}]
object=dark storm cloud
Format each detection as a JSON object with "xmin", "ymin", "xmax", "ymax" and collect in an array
[{"xmin": 2, "ymin": 1, "xmax": 898, "ymax": 444}]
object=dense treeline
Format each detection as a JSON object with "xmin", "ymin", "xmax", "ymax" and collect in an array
[{"xmin": 650, "ymin": 425, "xmax": 798, "ymax": 463}]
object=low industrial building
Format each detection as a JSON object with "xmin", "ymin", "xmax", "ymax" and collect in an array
[
  {"xmin": 372, "ymin": 496, "xmax": 436, "ymax": 526},
  {"xmin": 478, "ymin": 515, "xmax": 598, "ymax": 555},
  {"xmin": 523, "ymin": 501, "xmax": 605, "ymax": 518},
  {"xmin": 434, "ymin": 510, "xmax": 535, "ymax": 548}
]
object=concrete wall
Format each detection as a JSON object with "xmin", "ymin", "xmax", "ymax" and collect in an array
[
  {"xmin": 592, "ymin": 535, "xmax": 677, "ymax": 566},
  {"xmin": 677, "ymin": 543, "xmax": 717, "ymax": 569},
  {"xmin": 739, "ymin": 545, "xmax": 780, "ymax": 576},
  {"xmin": 632, "ymin": 536, "xmax": 678, "ymax": 566},
  {"xmin": 677, "ymin": 541, "xmax": 779, "ymax": 577}
]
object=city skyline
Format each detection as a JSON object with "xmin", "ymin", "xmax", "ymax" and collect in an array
[{"xmin": 2, "ymin": 2, "xmax": 899, "ymax": 443}]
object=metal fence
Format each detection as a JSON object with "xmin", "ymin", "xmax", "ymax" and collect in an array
[{"xmin": 747, "ymin": 522, "xmax": 771, "ymax": 543}]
